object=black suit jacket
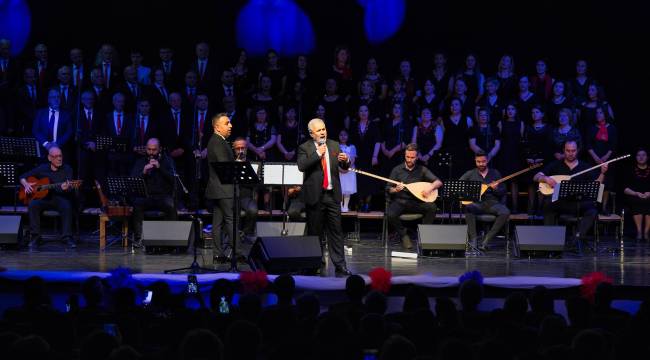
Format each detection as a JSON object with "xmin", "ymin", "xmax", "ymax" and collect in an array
[
  {"xmin": 32, "ymin": 108, "xmax": 73, "ymax": 148},
  {"xmin": 297, "ymin": 139, "xmax": 349, "ymax": 206},
  {"xmin": 205, "ymin": 133, "xmax": 235, "ymax": 199},
  {"xmin": 189, "ymin": 58, "xmax": 219, "ymax": 89},
  {"xmin": 159, "ymin": 107, "xmax": 192, "ymax": 152},
  {"xmin": 104, "ymin": 112, "xmax": 135, "ymax": 143},
  {"xmin": 77, "ymin": 107, "xmax": 104, "ymax": 144},
  {"xmin": 12, "ymin": 84, "xmax": 43, "ymax": 134}
]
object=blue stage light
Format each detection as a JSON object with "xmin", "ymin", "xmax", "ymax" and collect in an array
[
  {"xmin": 236, "ymin": 0, "xmax": 315, "ymax": 56},
  {"xmin": 0, "ymin": 0, "xmax": 31, "ymax": 56},
  {"xmin": 358, "ymin": 0, "xmax": 406, "ymax": 44}
]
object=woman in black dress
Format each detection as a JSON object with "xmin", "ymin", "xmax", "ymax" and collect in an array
[
  {"xmin": 567, "ymin": 59, "xmax": 593, "ymax": 106},
  {"xmin": 551, "ymin": 108, "xmax": 582, "ymax": 161},
  {"xmin": 453, "ymin": 53, "xmax": 485, "ymax": 103},
  {"xmin": 350, "ymin": 104, "xmax": 382, "ymax": 212},
  {"xmin": 515, "ymin": 75, "xmax": 538, "ymax": 122},
  {"xmin": 440, "ymin": 98, "xmax": 474, "ymax": 179},
  {"xmin": 624, "ymin": 148, "xmax": 650, "ymax": 239},
  {"xmin": 577, "ymin": 81, "xmax": 615, "ymax": 135},
  {"xmin": 495, "ymin": 54, "xmax": 517, "ymax": 101},
  {"xmin": 431, "ymin": 52, "xmax": 453, "ymax": 100},
  {"xmin": 381, "ymin": 102, "xmax": 410, "ymax": 176},
  {"xmin": 276, "ymin": 106, "xmax": 306, "ymax": 162},
  {"xmin": 248, "ymin": 75, "xmax": 280, "ymax": 126},
  {"xmin": 411, "ymin": 107, "xmax": 443, "ymax": 171},
  {"xmin": 259, "ymin": 49, "xmax": 287, "ymax": 98},
  {"xmin": 498, "ymin": 103, "xmax": 525, "ymax": 212},
  {"xmin": 247, "ymin": 107, "xmax": 278, "ymax": 162},
  {"xmin": 523, "ymin": 104, "xmax": 553, "ymax": 215},
  {"xmin": 330, "ymin": 46, "xmax": 354, "ymax": 100},
  {"xmin": 351, "ymin": 79, "xmax": 383, "ymax": 123},
  {"xmin": 475, "ymin": 77, "xmax": 504, "ymax": 126},
  {"xmin": 444, "ymin": 78, "xmax": 475, "ymax": 118},
  {"xmin": 413, "ymin": 78, "xmax": 442, "ymax": 121},
  {"xmin": 362, "ymin": 57, "xmax": 389, "ymax": 100},
  {"xmin": 322, "ymin": 78, "xmax": 350, "ymax": 136},
  {"xmin": 546, "ymin": 81, "xmax": 575, "ymax": 127},
  {"xmin": 469, "ymin": 108, "xmax": 501, "ymax": 162},
  {"xmin": 586, "ymin": 105, "xmax": 618, "ymax": 213}
]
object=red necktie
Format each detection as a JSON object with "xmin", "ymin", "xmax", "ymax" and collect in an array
[
  {"xmin": 199, "ymin": 112, "xmax": 205, "ymax": 137},
  {"xmin": 75, "ymin": 67, "xmax": 81, "ymax": 87},
  {"xmin": 321, "ymin": 150, "xmax": 329, "ymax": 189},
  {"xmin": 116, "ymin": 113, "xmax": 122, "ymax": 135}
]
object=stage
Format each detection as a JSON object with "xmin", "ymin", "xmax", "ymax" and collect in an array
[{"xmin": 2, "ymin": 233, "xmax": 650, "ymax": 286}]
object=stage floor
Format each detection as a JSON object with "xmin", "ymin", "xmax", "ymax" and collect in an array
[{"xmin": 2, "ymin": 233, "xmax": 650, "ymax": 286}]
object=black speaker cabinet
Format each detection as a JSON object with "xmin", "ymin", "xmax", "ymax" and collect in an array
[
  {"xmin": 417, "ymin": 224, "xmax": 467, "ymax": 251},
  {"xmin": 0, "ymin": 215, "xmax": 22, "ymax": 245},
  {"xmin": 143, "ymin": 221, "xmax": 194, "ymax": 247},
  {"xmin": 515, "ymin": 225, "xmax": 566, "ymax": 252},
  {"xmin": 248, "ymin": 235, "xmax": 322, "ymax": 274}
]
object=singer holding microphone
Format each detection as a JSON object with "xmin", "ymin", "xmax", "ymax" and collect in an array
[
  {"xmin": 130, "ymin": 138, "xmax": 178, "ymax": 248},
  {"xmin": 297, "ymin": 118, "xmax": 352, "ymax": 277}
]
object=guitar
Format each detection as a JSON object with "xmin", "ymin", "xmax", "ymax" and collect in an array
[
  {"xmin": 350, "ymin": 168, "xmax": 438, "ymax": 202},
  {"xmin": 19, "ymin": 176, "xmax": 82, "ymax": 204},
  {"xmin": 461, "ymin": 163, "xmax": 543, "ymax": 205},
  {"xmin": 538, "ymin": 154, "xmax": 630, "ymax": 196}
]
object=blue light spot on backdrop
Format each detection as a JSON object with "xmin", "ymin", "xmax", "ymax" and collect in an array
[
  {"xmin": 236, "ymin": 0, "xmax": 315, "ymax": 56},
  {"xmin": 0, "ymin": 0, "xmax": 31, "ymax": 56},
  {"xmin": 358, "ymin": 0, "xmax": 405, "ymax": 44}
]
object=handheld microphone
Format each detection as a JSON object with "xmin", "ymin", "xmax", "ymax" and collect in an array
[{"xmin": 318, "ymin": 138, "xmax": 326, "ymax": 145}]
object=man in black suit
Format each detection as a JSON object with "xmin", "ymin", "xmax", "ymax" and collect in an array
[
  {"xmin": 130, "ymin": 138, "xmax": 177, "ymax": 248},
  {"xmin": 69, "ymin": 48, "xmax": 89, "ymax": 90},
  {"xmin": 12, "ymin": 68, "xmax": 42, "ymax": 136},
  {"xmin": 77, "ymin": 90, "xmax": 105, "ymax": 206},
  {"xmin": 56, "ymin": 66, "xmax": 77, "ymax": 112},
  {"xmin": 297, "ymin": 118, "xmax": 351, "ymax": 276},
  {"xmin": 157, "ymin": 47, "xmax": 182, "ymax": 89},
  {"xmin": 205, "ymin": 113, "xmax": 237, "ymax": 263},
  {"xmin": 132, "ymin": 99, "xmax": 159, "ymax": 155},
  {"xmin": 190, "ymin": 42, "xmax": 218, "ymax": 89},
  {"xmin": 97, "ymin": 44, "xmax": 120, "ymax": 90},
  {"xmin": 32, "ymin": 89, "xmax": 73, "ymax": 154},
  {"xmin": 86, "ymin": 68, "xmax": 111, "ymax": 115},
  {"xmin": 104, "ymin": 92, "xmax": 135, "ymax": 176}
]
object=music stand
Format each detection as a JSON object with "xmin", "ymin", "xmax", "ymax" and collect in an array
[
  {"xmin": 431, "ymin": 151, "xmax": 452, "ymax": 180},
  {"xmin": 262, "ymin": 162, "xmax": 303, "ymax": 235},
  {"xmin": 95, "ymin": 135, "xmax": 129, "ymax": 153},
  {"xmin": 0, "ymin": 136, "xmax": 41, "ymax": 159},
  {"xmin": 212, "ymin": 161, "xmax": 260, "ymax": 272},
  {"xmin": 440, "ymin": 180, "xmax": 482, "ymax": 222},
  {"xmin": 0, "ymin": 163, "xmax": 19, "ymax": 212},
  {"xmin": 555, "ymin": 180, "xmax": 603, "ymax": 254},
  {"xmin": 441, "ymin": 180, "xmax": 483, "ymax": 256}
]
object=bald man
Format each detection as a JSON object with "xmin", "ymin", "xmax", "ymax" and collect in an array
[
  {"xmin": 297, "ymin": 118, "xmax": 351, "ymax": 276},
  {"xmin": 130, "ymin": 138, "xmax": 177, "ymax": 248},
  {"xmin": 20, "ymin": 146, "xmax": 76, "ymax": 248}
]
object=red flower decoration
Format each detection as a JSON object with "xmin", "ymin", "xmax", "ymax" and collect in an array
[
  {"xmin": 580, "ymin": 272, "xmax": 612, "ymax": 303},
  {"xmin": 369, "ymin": 267, "xmax": 392, "ymax": 293},
  {"xmin": 239, "ymin": 270, "xmax": 269, "ymax": 293}
]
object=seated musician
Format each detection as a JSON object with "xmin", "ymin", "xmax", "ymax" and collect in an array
[
  {"xmin": 232, "ymin": 137, "xmax": 258, "ymax": 241},
  {"xmin": 19, "ymin": 146, "xmax": 76, "ymax": 248},
  {"xmin": 387, "ymin": 143, "xmax": 443, "ymax": 250},
  {"xmin": 534, "ymin": 140, "xmax": 607, "ymax": 239},
  {"xmin": 130, "ymin": 138, "xmax": 177, "ymax": 248},
  {"xmin": 460, "ymin": 151, "xmax": 510, "ymax": 251}
]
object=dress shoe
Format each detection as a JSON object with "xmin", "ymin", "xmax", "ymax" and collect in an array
[{"xmin": 335, "ymin": 266, "xmax": 352, "ymax": 277}]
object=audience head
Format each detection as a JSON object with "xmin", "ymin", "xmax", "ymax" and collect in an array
[
  {"xmin": 296, "ymin": 293, "xmax": 320, "ymax": 319},
  {"xmin": 345, "ymin": 274, "xmax": 366, "ymax": 304},
  {"xmin": 365, "ymin": 290, "xmax": 387, "ymax": 315},
  {"xmin": 273, "ymin": 274, "xmax": 296, "ymax": 306},
  {"xmin": 458, "ymin": 279, "xmax": 483, "ymax": 312},
  {"xmin": 22, "ymin": 276, "xmax": 50, "ymax": 308},
  {"xmin": 403, "ymin": 285, "xmax": 429, "ymax": 313},
  {"xmin": 80, "ymin": 330, "xmax": 119, "ymax": 360},
  {"xmin": 81, "ymin": 275, "xmax": 105, "ymax": 307},
  {"xmin": 379, "ymin": 335, "xmax": 417, "ymax": 360},
  {"xmin": 225, "ymin": 320, "xmax": 261, "ymax": 360},
  {"xmin": 529, "ymin": 285, "xmax": 554, "ymax": 314},
  {"xmin": 179, "ymin": 329, "xmax": 223, "ymax": 360}
]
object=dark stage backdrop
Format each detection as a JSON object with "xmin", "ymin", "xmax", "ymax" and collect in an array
[{"xmin": 16, "ymin": 0, "xmax": 650, "ymax": 156}]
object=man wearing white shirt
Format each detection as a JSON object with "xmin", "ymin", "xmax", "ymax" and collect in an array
[{"xmin": 33, "ymin": 89, "xmax": 72, "ymax": 153}]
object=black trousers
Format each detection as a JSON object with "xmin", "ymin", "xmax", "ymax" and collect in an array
[
  {"xmin": 132, "ymin": 195, "xmax": 177, "ymax": 240},
  {"xmin": 28, "ymin": 195, "xmax": 74, "ymax": 241},
  {"xmin": 240, "ymin": 196, "xmax": 258, "ymax": 235},
  {"xmin": 211, "ymin": 197, "xmax": 236, "ymax": 256},
  {"xmin": 464, "ymin": 199, "xmax": 510, "ymax": 243},
  {"xmin": 305, "ymin": 190, "xmax": 346, "ymax": 268},
  {"xmin": 387, "ymin": 199, "xmax": 437, "ymax": 238},
  {"xmin": 544, "ymin": 199, "xmax": 597, "ymax": 236}
]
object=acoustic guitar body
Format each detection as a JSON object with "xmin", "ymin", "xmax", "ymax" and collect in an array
[
  {"xmin": 538, "ymin": 175, "xmax": 571, "ymax": 196},
  {"xmin": 18, "ymin": 177, "xmax": 50, "ymax": 204}
]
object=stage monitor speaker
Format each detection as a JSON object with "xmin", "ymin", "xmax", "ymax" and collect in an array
[
  {"xmin": 515, "ymin": 225, "xmax": 566, "ymax": 251},
  {"xmin": 0, "ymin": 215, "xmax": 22, "ymax": 245},
  {"xmin": 143, "ymin": 221, "xmax": 194, "ymax": 247},
  {"xmin": 417, "ymin": 224, "xmax": 467, "ymax": 251},
  {"xmin": 256, "ymin": 221, "xmax": 306, "ymax": 237},
  {"xmin": 248, "ymin": 235, "xmax": 322, "ymax": 274}
]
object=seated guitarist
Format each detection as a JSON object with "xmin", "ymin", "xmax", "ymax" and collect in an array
[
  {"xmin": 534, "ymin": 140, "xmax": 607, "ymax": 239},
  {"xmin": 387, "ymin": 143, "xmax": 443, "ymax": 250},
  {"xmin": 19, "ymin": 146, "xmax": 76, "ymax": 248},
  {"xmin": 130, "ymin": 138, "xmax": 177, "ymax": 248},
  {"xmin": 460, "ymin": 151, "xmax": 510, "ymax": 252}
]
